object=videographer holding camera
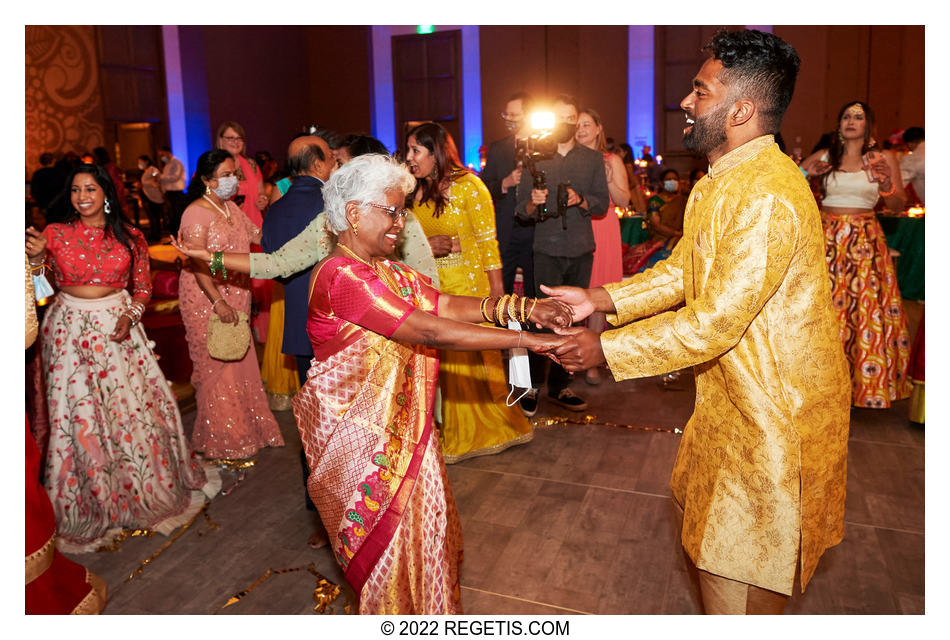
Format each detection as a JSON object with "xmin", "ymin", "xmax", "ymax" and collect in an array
[{"xmin": 515, "ymin": 94, "xmax": 609, "ymax": 412}]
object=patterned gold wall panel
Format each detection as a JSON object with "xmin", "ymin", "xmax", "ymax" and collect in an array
[{"xmin": 25, "ymin": 25, "xmax": 106, "ymax": 175}]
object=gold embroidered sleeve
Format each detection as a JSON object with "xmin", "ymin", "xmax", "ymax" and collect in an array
[
  {"xmin": 604, "ymin": 237, "xmax": 686, "ymax": 325},
  {"xmin": 602, "ymin": 195, "xmax": 798, "ymax": 379},
  {"xmin": 466, "ymin": 177, "xmax": 503, "ymax": 271}
]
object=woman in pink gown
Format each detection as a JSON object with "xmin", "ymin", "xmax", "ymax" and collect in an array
[
  {"xmin": 216, "ymin": 120, "xmax": 272, "ymax": 341},
  {"xmin": 574, "ymin": 108, "xmax": 632, "ymax": 384},
  {"xmin": 179, "ymin": 149, "xmax": 283, "ymax": 461}
]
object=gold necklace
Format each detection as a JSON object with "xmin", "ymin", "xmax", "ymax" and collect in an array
[
  {"xmin": 336, "ymin": 243, "xmax": 401, "ymax": 293},
  {"xmin": 202, "ymin": 195, "xmax": 233, "ymax": 225}
]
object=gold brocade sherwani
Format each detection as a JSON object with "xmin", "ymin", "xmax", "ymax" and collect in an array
[{"xmin": 601, "ymin": 135, "xmax": 850, "ymax": 595}]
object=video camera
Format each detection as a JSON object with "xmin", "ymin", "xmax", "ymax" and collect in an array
[{"xmin": 515, "ymin": 112, "xmax": 576, "ymax": 227}]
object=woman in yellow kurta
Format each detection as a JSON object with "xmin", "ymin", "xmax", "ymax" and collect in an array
[{"xmin": 405, "ymin": 122, "xmax": 532, "ymax": 463}]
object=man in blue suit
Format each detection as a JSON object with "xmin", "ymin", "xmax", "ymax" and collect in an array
[
  {"xmin": 262, "ymin": 129, "xmax": 337, "ymax": 385},
  {"xmin": 262, "ymin": 128, "xmax": 338, "ymax": 549}
]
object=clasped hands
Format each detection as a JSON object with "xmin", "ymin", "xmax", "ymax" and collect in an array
[{"xmin": 522, "ymin": 285, "xmax": 606, "ymax": 372}]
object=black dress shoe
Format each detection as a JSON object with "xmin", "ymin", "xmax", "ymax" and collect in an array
[
  {"xmin": 519, "ymin": 389, "xmax": 539, "ymax": 417},
  {"xmin": 548, "ymin": 388, "xmax": 588, "ymax": 412}
]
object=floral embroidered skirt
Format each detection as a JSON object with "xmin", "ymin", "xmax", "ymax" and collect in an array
[
  {"xmin": 822, "ymin": 213, "xmax": 912, "ymax": 408},
  {"xmin": 40, "ymin": 291, "xmax": 220, "ymax": 552}
]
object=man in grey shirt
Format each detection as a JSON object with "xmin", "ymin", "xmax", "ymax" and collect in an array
[{"xmin": 515, "ymin": 94, "xmax": 609, "ymax": 413}]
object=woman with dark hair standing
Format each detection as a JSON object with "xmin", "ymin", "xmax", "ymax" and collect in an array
[
  {"xmin": 404, "ymin": 122, "xmax": 532, "ymax": 463},
  {"xmin": 178, "ymin": 150, "xmax": 283, "ymax": 461},
  {"xmin": 24, "ymin": 164, "xmax": 216, "ymax": 552},
  {"xmin": 801, "ymin": 101, "xmax": 911, "ymax": 408}
]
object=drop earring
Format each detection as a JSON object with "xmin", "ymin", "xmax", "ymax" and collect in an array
[
  {"xmin": 837, "ymin": 130, "xmax": 845, "ymax": 144},
  {"xmin": 351, "ymin": 221, "xmax": 359, "ymax": 236},
  {"xmin": 104, "ymin": 200, "xmax": 112, "ymax": 215}
]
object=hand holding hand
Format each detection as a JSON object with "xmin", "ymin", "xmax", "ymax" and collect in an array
[
  {"xmin": 524, "ymin": 332, "xmax": 570, "ymax": 363},
  {"xmin": 428, "ymin": 235, "xmax": 454, "ymax": 258},
  {"xmin": 528, "ymin": 298, "xmax": 573, "ymax": 330},
  {"xmin": 539, "ymin": 284, "xmax": 595, "ymax": 323},
  {"xmin": 550, "ymin": 327, "xmax": 606, "ymax": 372},
  {"xmin": 109, "ymin": 314, "xmax": 133, "ymax": 342},
  {"xmin": 25, "ymin": 227, "xmax": 47, "ymax": 261}
]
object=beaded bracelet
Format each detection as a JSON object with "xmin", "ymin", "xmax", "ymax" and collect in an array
[{"xmin": 878, "ymin": 181, "xmax": 897, "ymax": 198}]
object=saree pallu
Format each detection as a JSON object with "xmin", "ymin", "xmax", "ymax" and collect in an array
[
  {"xmin": 292, "ymin": 264, "xmax": 461, "ymax": 614},
  {"xmin": 26, "ymin": 415, "xmax": 106, "ymax": 614},
  {"xmin": 822, "ymin": 212, "xmax": 912, "ymax": 408},
  {"xmin": 40, "ymin": 291, "xmax": 219, "ymax": 552}
]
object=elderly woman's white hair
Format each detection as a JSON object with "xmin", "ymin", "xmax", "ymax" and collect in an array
[{"xmin": 322, "ymin": 154, "xmax": 416, "ymax": 234}]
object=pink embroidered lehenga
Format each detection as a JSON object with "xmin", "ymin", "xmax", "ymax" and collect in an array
[
  {"xmin": 292, "ymin": 256, "xmax": 462, "ymax": 614},
  {"xmin": 179, "ymin": 200, "xmax": 283, "ymax": 460}
]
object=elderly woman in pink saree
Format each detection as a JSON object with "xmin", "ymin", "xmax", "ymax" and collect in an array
[
  {"xmin": 179, "ymin": 149, "xmax": 283, "ymax": 461},
  {"xmin": 292, "ymin": 154, "xmax": 571, "ymax": 613}
]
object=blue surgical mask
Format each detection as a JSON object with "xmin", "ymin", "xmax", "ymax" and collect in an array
[{"xmin": 663, "ymin": 180, "xmax": 678, "ymax": 192}]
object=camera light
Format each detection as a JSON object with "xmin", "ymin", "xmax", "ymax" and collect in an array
[
  {"xmin": 530, "ymin": 111, "xmax": 555, "ymax": 130},
  {"xmin": 656, "ymin": 154, "xmax": 663, "ymax": 164}
]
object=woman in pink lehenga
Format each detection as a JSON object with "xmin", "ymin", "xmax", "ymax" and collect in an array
[
  {"xmin": 178, "ymin": 149, "xmax": 283, "ymax": 461},
  {"xmin": 292, "ymin": 155, "xmax": 571, "ymax": 613}
]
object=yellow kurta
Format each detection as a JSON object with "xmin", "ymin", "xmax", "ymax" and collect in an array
[
  {"xmin": 600, "ymin": 136, "xmax": 850, "ymax": 595},
  {"xmin": 411, "ymin": 171, "xmax": 532, "ymax": 463}
]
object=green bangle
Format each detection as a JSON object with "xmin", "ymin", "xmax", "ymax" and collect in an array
[{"xmin": 210, "ymin": 251, "xmax": 227, "ymax": 279}]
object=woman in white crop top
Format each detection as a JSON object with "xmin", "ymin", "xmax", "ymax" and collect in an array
[{"xmin": 800, "ymin": 101, "xmax": 912, "ymax": 408}]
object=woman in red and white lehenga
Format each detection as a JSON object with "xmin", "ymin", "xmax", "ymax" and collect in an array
[
  {"xmin": 25, "ymin": 165, "xmax": 217, "ymax": 553},
  {"xmin": 291, "ymin": 154, "xmax": 571, "ymax": 613}
]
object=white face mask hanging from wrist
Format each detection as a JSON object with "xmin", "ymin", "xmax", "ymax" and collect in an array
[{"xmin": 506, "ymin": 319, "xmax": 533, "ymax": 406}]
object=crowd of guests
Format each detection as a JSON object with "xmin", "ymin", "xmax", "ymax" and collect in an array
[{"xmin": 25, "ymin": 29, "xmax": 923, "ymax": 614}]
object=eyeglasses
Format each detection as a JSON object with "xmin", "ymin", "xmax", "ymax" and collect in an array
[
  {"xmin": 220, "ymin": 135, "xmax": 243, "ymax": 142},
  {"xmin": 365, "ymin": 202, "xmax": 409, "ymax": 221}
]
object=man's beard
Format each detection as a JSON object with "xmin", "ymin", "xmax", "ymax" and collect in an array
[{"xmin": 682, "ymin": 102, "xmax": 728, "ymax": 154}]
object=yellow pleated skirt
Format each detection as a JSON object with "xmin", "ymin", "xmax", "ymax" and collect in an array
[
  {"xmin": 436, "ymin": 266, "xmax": 532, "ymax": 464},
  {"xmin": 259, "ymin": 283, "xmax": 300, "ymax": 402}
]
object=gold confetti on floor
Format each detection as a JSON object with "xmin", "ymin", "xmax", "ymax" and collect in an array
[
  {"xmin": 530, "ymin": 414, "xmax": 683, "ymax": 434},
  {"xmin": 221, "ymin": 563, "xmax": 344, "ymax": 613}
]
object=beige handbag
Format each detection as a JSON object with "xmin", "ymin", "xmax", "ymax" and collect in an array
[{"xmin": 207, "ymin": 311, "xmax": 251, "ymax": 361}]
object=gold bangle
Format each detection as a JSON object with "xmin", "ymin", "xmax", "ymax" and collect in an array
[
  {"xmin": 520, "ymin": 296, "xmax": 528, "ymax": 324},
  {"xmin": 505, "ymin": 293, "xmax": 518, "ymax": 323},
  {"xmin": 494, "ymin": 296, "xmax": 506, "ymax": 327},
  {"xmin": 480, "ymin": 297, "xmax": 492, "ymax": 323}
]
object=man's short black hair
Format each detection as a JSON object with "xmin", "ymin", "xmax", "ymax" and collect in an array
[
  {"xmin": 703, "ymin": 29, "xmax": 800, "ymax": 134},
  {"xmin": 552, "ymin": 93, "xmax": 579, "ymax": 111},
  {"xmin": 507, "ymin": 91, "xmax": 534, "ymax": 112},
  {"xmin": 903, "ymin": 126, "xmax": 924, "ymax": 145}
]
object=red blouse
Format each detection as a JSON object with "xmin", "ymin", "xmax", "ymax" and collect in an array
[{"xmin": 42, "ymin": 220, "xmax": 151, "ymax": 304}]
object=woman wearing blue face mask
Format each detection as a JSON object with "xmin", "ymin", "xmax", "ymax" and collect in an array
[
  {"xmin": 178, "ymin": 149, "xmax": 283, "ymax": 462},
  {"xmin": 622, "ymin": 168, "xmax": 686, "ymax": 274}
]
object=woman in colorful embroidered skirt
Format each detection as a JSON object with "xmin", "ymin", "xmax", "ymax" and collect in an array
[
  {"xmin": 24, "ymin": 165, "xmax": 217, "ymax": 553},
  {"xmin": 178, "ymin": 150, "xmax": 284, "ymax": 461},
  {"xmin": 405, "ymin": 122, "xmax": 534, "ymax": 463},
  {"xmin": 291, "ymin": 154, "xmax": 571, "ymax": 613},
  {"xmin": 801, "ymin": 101, "xmax": 912, "ymax": 408}
]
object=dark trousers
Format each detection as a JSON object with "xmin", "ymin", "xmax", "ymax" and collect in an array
[
  {"xmin": 144, "ymin": 199, "xmax": 165, "ymax": 240},
  {"xmin": 501, "ymin": 226, "xmax": 536, "ymax": 296},
  {"xmin": 533, "ymin": 251, "xmax": 594, "ymax": 395}
]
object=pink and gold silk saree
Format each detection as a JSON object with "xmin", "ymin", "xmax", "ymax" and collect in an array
[{"xmin": 292, "ymin": 256, "xmax": 462, "ymax": 614}]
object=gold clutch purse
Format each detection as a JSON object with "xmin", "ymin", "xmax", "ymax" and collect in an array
[{"xmin": 207, "ymin": 311, "xmax": 250, "ymax": 361}]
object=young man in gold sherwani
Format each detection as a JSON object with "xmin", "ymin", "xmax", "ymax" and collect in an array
[{"xmin": 544, "ymin": 30, "xmax": 850, "ymax": 614}]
